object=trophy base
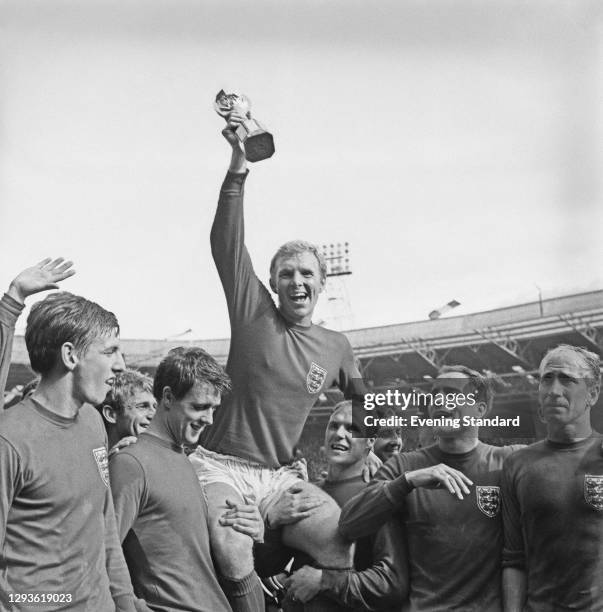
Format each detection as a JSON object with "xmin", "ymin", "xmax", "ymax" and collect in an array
[{"xmin": 236, "ymin": 120, "xmax": 275, "ymax": 162}]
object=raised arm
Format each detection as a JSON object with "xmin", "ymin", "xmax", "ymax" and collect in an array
[
  {"xmin": 1, "ymin": 258, "xmax": 74, "ymax": 409},
  {"xmin": 210, "ymin": 114, "xmax": 271, "ymax": 326}
]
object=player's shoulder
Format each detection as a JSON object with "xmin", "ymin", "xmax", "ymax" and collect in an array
[
  {"xmin": 479, "ymin": 441, "xmax": 526, "ymax": 460},
  {"xmin": 391, "ymin": 446, "xmax": 434, "ymax": 472},
  {"xmin": 501, "ymin": 439, "xmax": 547, "ymax": 470},
  {"xmin": 0, "ymin": 398, "xmax": 47, "ymax": 443}
]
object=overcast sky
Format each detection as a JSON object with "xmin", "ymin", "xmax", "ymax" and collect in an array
[{"xmin": 1, "ymin": 0, "xmax": 602, "ymax": 341}]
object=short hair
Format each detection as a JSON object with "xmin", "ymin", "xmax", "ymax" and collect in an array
[
  {"xmin": 101, "ymin": 369, "xmax": 153, "ymax": 414},
  {"xmin": 540, "ymin": 344, "xmax": 601, "ymax": 390},
  {"xmin": 437, "ymin": 365, "xmax": 494, "ymax": 412},
  {"xmin": 269, "ymin": 240, "xmax": 327, "ymax": 282},
  {"xmin": 331, "ymin": 399, "xmax": 352, "ymax": 419},
  {"xmin": 153, "ymin": 346, "xmax": 231, "ymax": 401},
  {"xmin": 25, "ymin": 292, "xmax": 119, "ymax": 376}
]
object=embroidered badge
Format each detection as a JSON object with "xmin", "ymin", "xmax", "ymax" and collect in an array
[
  {"xmin": 93, "ymin": 447, "xmax": 110, "ymax": 488},
  {"xmin": 306, "ymin": 362, "xmax": 327, "ymax": 394},
  {"xmin": 584, "ymin": 475, "xmax": 603, "ymax": 511},
  {"xmin": 476, "ymin": 486, "xmax": 500, "ymax": 518}
]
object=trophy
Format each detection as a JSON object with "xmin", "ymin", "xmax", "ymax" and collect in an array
[{"xmin": 214, "ymin": 90, "xmax": 275, "ymax": 162}]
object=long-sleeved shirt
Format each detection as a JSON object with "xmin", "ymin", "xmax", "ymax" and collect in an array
[
  {"xmin": 201, "ymin": 171, "xmax": 363, "ymax": 468},
  {"xmin": 340, "ymin": 443, "xmax": 522, "ymax": 612},
  {"xmin": 319, "ymin": 475, "xmax": 407, "ymax": 611},
  {"xmin": 110, "ymin": 433, "xmax": 231, "ymax": 612},
  {"xmin": 501, "ymin": 436, "xmax": 603, "ymax": 611},
  {"xmin": 0, "ymin": 398, "xmax": 137, "ymax": 611},
  {"xmin": 0, "ymin": 293, "xmax": 24, "ymax": 410}
]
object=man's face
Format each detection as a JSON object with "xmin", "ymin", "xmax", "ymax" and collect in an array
[
  {"xmin": 167, "ymin": 381, "xmax": 221, "ymax": 446},
  {"xmin": 74, "ymin": 331, "xmax": 125, "ymax": 406},
  {"xmin": 429, "ymin": 371, "xmax": 482, "ymax": 436},
  {"xmin": 271, "ymin": 251, "xmax": 325, "ymax": 326},
  {"xmin": 324, "ymin": 406, "xmax": 370, "ymax": 468},
  {"xmin": 538, "ymin": 349, "xmax": 597, "ymax": 429},
  {"xmin": 115, "ymin": 390, "xmax": 157, "ymax": 438},
  {"xmin": 373, "ymin": 429, "xmax": 403, "ymax": 463}
]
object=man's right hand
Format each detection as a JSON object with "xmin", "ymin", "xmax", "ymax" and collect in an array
[
  {"xmin": 265, "ymin": 483, "xmax": 325, "ymax": 528},
  {"xmin": 221, "ymin": 110, "xmax": 247, "ymax": 173},
  {"xmin": 7, "ymin": 258, "xmax": 75, "ymax": 304},
  {"xmin": 404, "ymin": 463, "xmax": 473, "ymax": 500}
]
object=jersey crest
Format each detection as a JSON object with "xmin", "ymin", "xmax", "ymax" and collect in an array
[
  {"xmin": 476, "ymin": 486, "xmax": 500, "ymax": 517},
  {"xmin": 93, "ymin": 447, "xmax": 110, "ymax": 488},
  {"xmin": 584, "ymin": 475, "xmax": 603, "ymax": 511},
  {"xmin": 306, "ymin": 362, "xmax": 327, "ymax": 394}
]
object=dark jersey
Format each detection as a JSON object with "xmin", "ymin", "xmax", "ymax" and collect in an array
[
  {"xmin": 110, "ymin": 433, "xmax": 231, "ymax": 612},
  {"xmin": 202, "ymin": 172, "xmax": 362, "ymax": 467},
  {"xmin": 502, "ymin": 436, "xmax": 603, "ymax": 611},
  {"xmin": 340, "ymin": 443, "xmax": 522, "ymax": 612},
  {"xmin": 0, "ymin": 399, "xmax": 136, "ymax": 611}
]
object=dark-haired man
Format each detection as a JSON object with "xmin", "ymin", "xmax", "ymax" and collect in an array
[
  {"xmin": 502, "ymin": 345, "xmax": 603, "ymax": 611},
  {"xmin": 110, "ymin": 347, "xmax": 263, "ymax": 612},
  {"xmin": 0, "ymin": 289, "xmax": 141, "ymax": 611},
  {"xmin": 340, "ymin": 366, "xmax": 523, "ymax": 611}
]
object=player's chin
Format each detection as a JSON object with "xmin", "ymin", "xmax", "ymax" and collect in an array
[{"xmin": 185, "ymin": 423, "xmax": 205, "ymax": 444}]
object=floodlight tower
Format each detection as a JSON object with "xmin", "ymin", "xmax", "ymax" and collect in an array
[{"xmin": 319, "ymin": 241, "xmax": 354, "ymax": 330}]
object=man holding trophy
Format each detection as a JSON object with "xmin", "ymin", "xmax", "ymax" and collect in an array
[{"xmin": 189, "ymin": 92, "xmax": 365, "ymax": 612}]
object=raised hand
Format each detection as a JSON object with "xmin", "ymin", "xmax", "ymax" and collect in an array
[{"xmin": 8, "ymin": 258, "xmax": 75, "ymax": 304}]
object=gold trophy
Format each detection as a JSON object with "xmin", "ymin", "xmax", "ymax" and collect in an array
[{"xmin": 214, "ymin": 90, "xmax": 275, "ymax": 162}]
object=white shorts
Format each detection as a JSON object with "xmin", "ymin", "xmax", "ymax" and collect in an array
[{"xmin": 190, "ymin": 446, "xmax": 306, "ymax": 518}]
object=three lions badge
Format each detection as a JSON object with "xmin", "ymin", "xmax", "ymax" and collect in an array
[
  {"xmin": 584, "ymin": 475, "xmax": 603, "ymax": 511},
  {"xmin": 93, "ymin": 447, "xmax": 110, "ymax": 488},
  {"xmin": 306, "ymin": 362, "xmax": 327, "ymax": 394},
  {"xmin": 476, "ymin": 486, "xmax": 500, "ymax": 518}
]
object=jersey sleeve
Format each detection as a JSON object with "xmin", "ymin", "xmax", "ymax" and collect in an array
[
  {"xmin": 501, "ymin": 455, "xmax": 525, "ymax": 569},
  {"xmin": 321, "ymin": 519, "xmax": 408, "ymax": 610},
  {"xmin": 210, "ymin": 171, "xmax": 274, "ymax": 328},
  {"xmin": 339, "ymin": 456, "xmax": 412, "ymax": 539},
  {"xmin": 109, "ymin": 452, "xmax": 147, "ymax": 543},
  {"xmin": 103, "ymin": 481, "xmax": 139, "ymax": 612},
  {"xmin": 0, "ymin": 436, "xmax": 22, "ymax": 608},
  {"xmin": 0, "ymin": 294, "xmax": 24, "ymax": 410},
  {"xmin": 337, "ymin": 336, "xmax": 366, "ymax": 400}
]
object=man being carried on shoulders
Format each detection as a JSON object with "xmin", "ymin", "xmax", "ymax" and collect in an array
[{"xmin": 190, "ymin": 110, "xmax": 364, "ymax": 611}]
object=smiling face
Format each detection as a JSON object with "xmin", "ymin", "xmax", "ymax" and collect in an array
[
  {"xmin": 373, "ymin": 428, "xmax": 403, "ymax": 463},
  {"xmin": 270, "ymin": 251, "xmax": 325, "ymax": 327},
  {"xmin": 115, "ymin": 390, "xmax": 157, "ymax": 437},
  {"xmin": 165, "ymin": 381, "xmax": 221, "ymax": 446},
  {"xmin": 538, "ymin": 348, "xmax": 598, "ymax": 436},
  {"xmin": 73, "ymin": 330, "xmax": 125, "ymax": 406},
  {"xmin": 324, "ymin": 403, "xmax": 371, "ymax": 469}
]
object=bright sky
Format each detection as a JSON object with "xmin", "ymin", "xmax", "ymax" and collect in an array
[{"xmin": 1, "ymin": 0, "xmax": 602, "ymax": 339}]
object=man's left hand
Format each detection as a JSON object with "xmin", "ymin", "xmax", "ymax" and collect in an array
[
  {"xmin": 219, "ymin": 497, "xmax": 265, "ymax": 543},
  {"xmin": 283, "ymin": 566, "xmax": 323, "ymax": 603}
]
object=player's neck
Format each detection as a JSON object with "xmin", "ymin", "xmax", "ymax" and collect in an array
[
  {"xmin": 437, "ymin": 435, "xmax": 479, "ymax": 454},
  {"xmin": 327, "ymin": 461, "xmax": 364, "ymax": 482},
  {"xmin": 33, "ymin": 377, "xmax": 85, "ymax": 419},
  {"xmin": 146, "ymin": 412, "xmax": 179, "ymax": 447},
  {"xmin": 278, "ymin": 306, "xmax": 313, "ymax": 328},
  {"xmin": 547, "ymin": 421, "xmax": 592, "ymax": 444}
]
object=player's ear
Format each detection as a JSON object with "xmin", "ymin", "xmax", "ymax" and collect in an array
[
  {"xmin": 587, "ymin": 382, "xmax": 600, "ymax": 408},
  {"xmin": 269, "ymin": 275, "xmax": 277, "ymax": 293},
  {"xmin": 60, "ymin": 342, "xmax": 78, "ymax": 371},
  {"xmin": 476, "ymin": 400, "xmax": 489, "ymax": 418},
  {"xmin": 162, "ymin": 386, "xmax": 174, "ymax": 408},
  {"xmin": 367, "ymin": 438, "xmax": 375, "ymax": 450},
  {"xmin": 102, "ymin": 405, "xmax": 117, "ymax": 424}
]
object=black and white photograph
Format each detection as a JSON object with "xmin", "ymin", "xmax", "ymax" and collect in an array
[{"xmin": 1, "ymin": 1, "xmax": 603, "ymax": 610}]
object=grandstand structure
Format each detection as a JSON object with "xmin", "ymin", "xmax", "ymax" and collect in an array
[{"xmin": 6, "ymin": 289, "xmax": 603, "ymax": 440}]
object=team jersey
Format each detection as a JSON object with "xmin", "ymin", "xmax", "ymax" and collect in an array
[
  {"xmin": 201, "ymin": 171, "xmax": 363, "ymax": 468},
  {"xmin": 340, "ymin": 442, "xmax": 522, "ymax": 612},
  {"xmin": 0, "ymin": 399, "xmax": 136, "ymax": 611},
  {"xmin": 502, "ymin": 436, "xmax": 603, "ymax": 611}
]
